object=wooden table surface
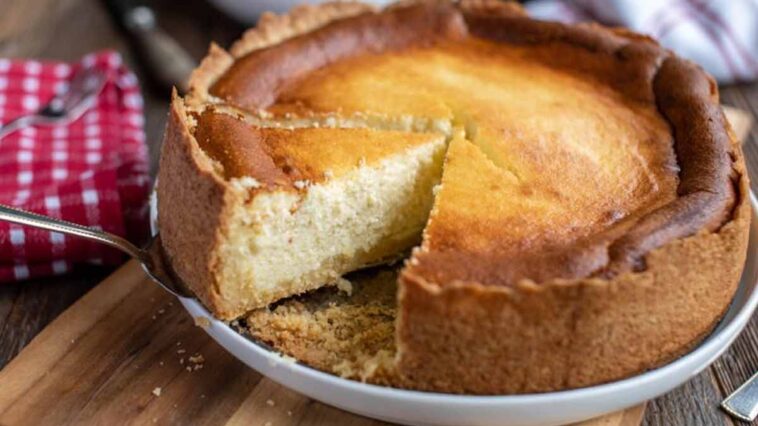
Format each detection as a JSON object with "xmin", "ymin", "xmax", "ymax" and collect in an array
[{"xmin": 0, "ymin": 0, "xmax": 756, "ymax": 425}]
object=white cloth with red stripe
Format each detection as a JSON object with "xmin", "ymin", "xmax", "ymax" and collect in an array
[
  {"xmin": 0, "ymin": 51, "xmax": 149, "ymax": 282},
  {"xmin": 526, "ymin": 0, "xmax": 758, "ymax": 83}
]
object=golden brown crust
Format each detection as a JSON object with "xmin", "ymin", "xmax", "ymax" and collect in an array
[
  {"xmin": 187, "ymin": 2, "xmax": 374, "ymax": 105},
  {"xmin": 210, "ymin": 2, "xmax": 468, "ymax": 110},
  {"xmin": 194, "ymin": 109, "xmax": 291, "ymax": 184},
  {"xmin": 605, "ymin": 56, "xmax": 738, "ymax": 274},
  {"xmin": 462, "ymin": 7, "xmax": 664, "ymax": 103},
  {"xmin": 157, "ymin": 93, "xmax": 236, "ymax": 317},
  {"xmin": 186, "ymin": 2, "xmax": 374, "ymax": 107},
  {"xmin": 246, "ymin": 268, "xmax": 399, "ymax": 382},
  {"xmin": 186, "ymin": 43, "xmax": 234, "ymax": 106},
  {"xmin": 193, "ymin": 106, "xmax": 446, "ymax": 187},
  {"xmin": 230, "ymin": 2, "xmax": 376, "ymax": 58}
]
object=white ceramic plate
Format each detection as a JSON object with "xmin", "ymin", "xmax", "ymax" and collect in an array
[
  {"xmin": 207, "ymin": 0, "xmax": 395, "ymax": 25},
  {"xmin": 149, "ymin": 193, "xmax": 758, "ymax": 426}
]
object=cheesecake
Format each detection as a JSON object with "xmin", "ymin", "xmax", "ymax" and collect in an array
[
  {"xmin": 159, "ymin": 102, "xmax": 445, "ymax": 317},
  {"xmin": 157, "ymin": 0, "xmax": 750, "ymax": 394}
]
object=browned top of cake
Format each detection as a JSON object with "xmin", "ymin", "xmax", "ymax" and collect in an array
[
  {"xmin": 210, "ymin": 2, "xmax": 468, "ymax": 110},
  {"xmin": 192, "ymin": 108, "xmax": 444, "ymax": 190},
  {"xmin": 191, "ymin": 0, "xmax": 740, "ymax": 285}
]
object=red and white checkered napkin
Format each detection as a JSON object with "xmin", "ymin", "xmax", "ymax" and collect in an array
[{"xmin": 0, "ymin": 51, "xmax": 150, "ymax": 282}]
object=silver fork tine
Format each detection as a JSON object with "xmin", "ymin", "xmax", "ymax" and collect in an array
[
  {"xmin": 0, "ymin": 115, "xmax": 37, "ymax": 140},
  {"xmin": 56, "ymin": 66, "xmax": 107, "ymax": 111},
  {"xmin": 0, "ymin": 66, "xmax": 107, "ymax": 139}
]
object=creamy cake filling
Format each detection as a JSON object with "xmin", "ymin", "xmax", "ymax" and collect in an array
[{"xmin": 186, "ymin": 106, "xmax": 448, "ymax": 315}]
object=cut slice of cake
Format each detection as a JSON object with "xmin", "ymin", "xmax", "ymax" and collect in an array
[{"xmin": 157, "ymin": 97, "xmax": 447, "ymax": 319}]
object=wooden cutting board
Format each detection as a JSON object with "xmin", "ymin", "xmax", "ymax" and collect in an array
[
  {"xmin": 0, "ymin": 261, "xmax": 646, "ymax": 426},
  {"xmin": 0, "ymin": 107, "xmax": 751, "ymax": 426}
]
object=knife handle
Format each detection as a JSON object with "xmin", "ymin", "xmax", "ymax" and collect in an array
[{"xmin": 123, "ymin": 6, "xmax": 197, "ymax": 93}]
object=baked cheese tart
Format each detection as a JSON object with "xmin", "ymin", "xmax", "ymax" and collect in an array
[{"xmin": 157, "ymin": 0, "xmax": 750, "ymax": 394}]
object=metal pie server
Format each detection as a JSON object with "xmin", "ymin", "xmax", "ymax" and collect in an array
[{"xmin": 0, "ymin": 204, "xmax": 192, "ymax": 298}]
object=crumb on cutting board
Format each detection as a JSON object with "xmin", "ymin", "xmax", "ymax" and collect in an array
[{"xmin": 194, "ymin": 316, "xmax": 211, "ymax": 329}]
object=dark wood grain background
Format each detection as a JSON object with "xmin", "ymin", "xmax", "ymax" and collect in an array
[{"xmin": 0, "ymin": 0, "xmax": 756, "ymax": 424}]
